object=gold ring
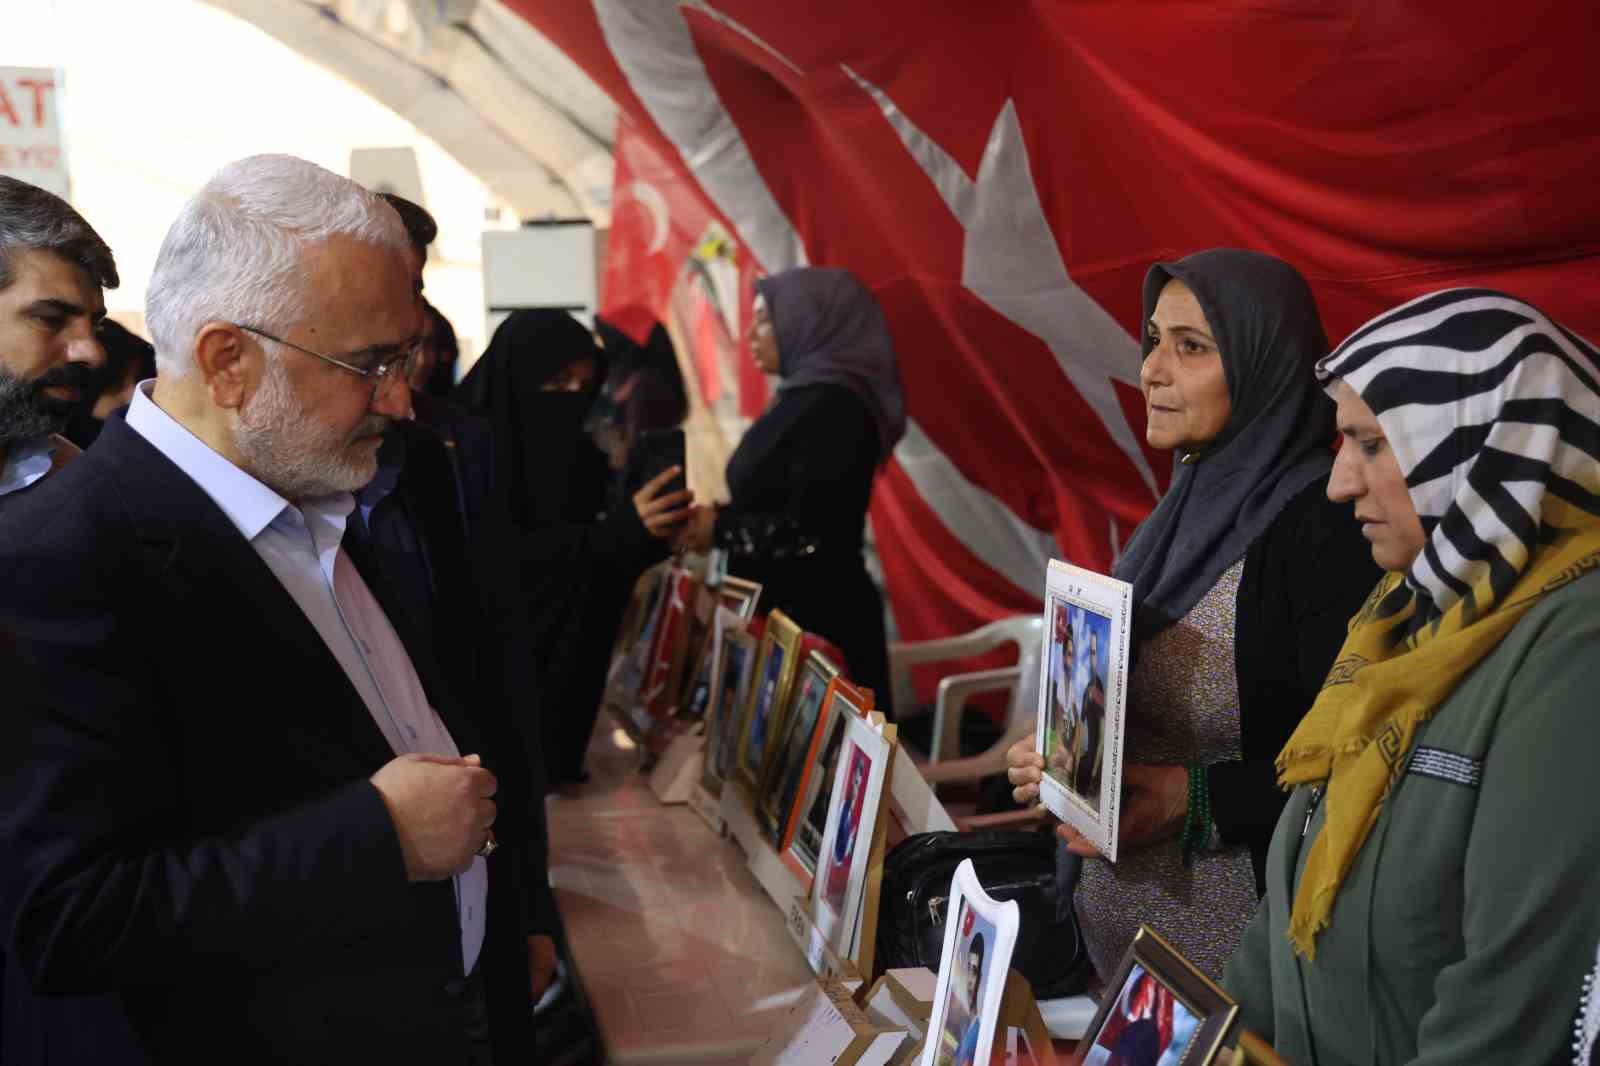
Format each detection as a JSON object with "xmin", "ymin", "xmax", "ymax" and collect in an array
[{"xmin": 475, "ymin": 831, "xmax": 498, "ymax": 859}]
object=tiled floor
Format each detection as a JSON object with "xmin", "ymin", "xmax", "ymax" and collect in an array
[{"xmin": 547, "ymin": 724, "xmax": 814, "ymax": 1064}]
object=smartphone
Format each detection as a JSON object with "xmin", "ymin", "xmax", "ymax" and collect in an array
[{"xmin": 630, "ymin": 427, "xmax": 686, "ymax": 498}]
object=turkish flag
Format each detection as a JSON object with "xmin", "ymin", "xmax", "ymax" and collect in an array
[{"xmin": 515, "ymin": 0, "xmax": 1600, "ymax": 684}]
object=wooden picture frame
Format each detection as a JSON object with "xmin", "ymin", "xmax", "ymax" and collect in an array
[
  {"xmin": 735, "ymin": 609, "xmax": 802, "ymax": 795},
  {"xmin": 1078, "ymin": 926, "xmax": 1234, "ymax": 1066},
  {"xmin": 716, "ymin": 575, "xmax": 763, "ymax": 621},
  {"xmin": 780, "ymin": 676, "xmax": 873, "ymax": 884},
  {"xmin": 757, "ymin": 650, "xmax": 842, "ymax": 842},
  {"xmin": 702, "ymin": 619, "xmax": 757, "ymax": 798}
]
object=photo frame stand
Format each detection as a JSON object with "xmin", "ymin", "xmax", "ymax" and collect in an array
[
  {"xmin": 785, "ymin": 895, "xmax": 863, "ymax": 983},
  {"xmin": 887, "ymin": 746, "xmax": 957, "ymax": 837},
  {"xmin": 747, "ymin": 977, "xmax": 906, "ymax": 1066},
  {"xmin": 904, "ymin": 969, "xmax": 1058, "ymax": 1065},
  {"xmin": 689, "ymin": 782, "xmax": 726, "ymax": 835},
  {"xmin": 646, "ymin": 729, "xmax": 704, "ymax": 805},
  {"xmin": 721, "ymin": 783, "xmax": 807, "ymax": 910}
]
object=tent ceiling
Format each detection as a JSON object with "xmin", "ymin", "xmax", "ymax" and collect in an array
[{"xmin": 198, "ymin": 0, "xmax": 619, "ymax": 224}]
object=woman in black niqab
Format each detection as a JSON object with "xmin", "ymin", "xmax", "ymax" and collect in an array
[{"xmin": 458, "ymin": 309, "xmax": 692, "ymax": 784}]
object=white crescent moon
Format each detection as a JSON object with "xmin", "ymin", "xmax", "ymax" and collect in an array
[{"xmin": 628, "ymin": 180, "xmax": 670, "ymax": 255}]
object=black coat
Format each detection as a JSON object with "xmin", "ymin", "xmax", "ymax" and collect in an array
[
  {"xmin": 717, "ymin": 384, "xmax": 892, "ymax": 714},
  {"xmin": 0, "ymin": 415, "xmax": 533, "ymax": 1064}
]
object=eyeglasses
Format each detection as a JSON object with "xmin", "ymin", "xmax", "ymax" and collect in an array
[{"xmin": 234, "ymin": 323, "xmax": 420, "ymax": 403}]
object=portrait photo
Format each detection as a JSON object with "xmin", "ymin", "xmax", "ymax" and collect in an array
[
  {"xmin": 810, "ymin": 709, "xmax": 894, "ymax": 957},
  {"xmin": 1035, "ymin": 559, "xmax": 1133, "ymax": 861},
  {"xmin": 1081, "ymin": 964, "xmax": 1201, "ymax": 1066},
  {"xmin": 743, "ymin": 641, "xmax": 785, "ymax": 778},
  {"xmin": 919, "ymin": 859, "xmax": 1019, "ymax": 1066},
  {"xmin": 788, "ymin": 703, "xmax": 850, "ymax": 875},
  {"xmin": 1043, "ymin": 594, "xmax": 1113, "ymax": 813},
  {"xmin": 736, "ymin": 610, "xmax": 801, "ymax": 792},
  {"xmin": 761, "ymin": 652, "xmax": 841, "ymax": 841},
  {"xmin": 1077, "ymin": 926, "xmax": 1234, "ymax": 1066},
  {"xmin": 703, "ymin": 623, "xmax": 756, "ymax": 796},
  {"xmin": 935, "ymin": 900, "xmax": 996, "ymax": 1066},
  {"xmin": 820, "ymin": 743, "xmax": 870, "ymax": 915},
  {"xmin": 781, "ymin": 677, "xmax": 872, "ymax": 883}
]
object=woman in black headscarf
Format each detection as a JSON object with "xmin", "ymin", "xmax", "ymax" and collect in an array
[
  {"xmin": 457, "ymin": 309, "xmax": 692, "ymax": 784},
  {"xmin": 1006, "ymin": 249, "xmax": 1379, "ymax": 982},
  {"xmin": 676, "ymin": 267, "xmax": 903, "ymax": 715}
]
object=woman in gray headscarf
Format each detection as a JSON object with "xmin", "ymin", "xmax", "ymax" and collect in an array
[
  {"xmin": 1007, "ymin": 249, "xmax": 1378, "ymax": 982},
  {"xmin": 676, "ymin": 266, "xmax": 904, "ymax": 714}
]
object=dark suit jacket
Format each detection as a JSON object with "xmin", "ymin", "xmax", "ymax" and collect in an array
[
  {"xmin": 358, "ymin": 420, "xmax": 555, "ymax": 939},
  {"xmin": 0, "ymin": 414, "xmax": 532, "ymax": 1064}
]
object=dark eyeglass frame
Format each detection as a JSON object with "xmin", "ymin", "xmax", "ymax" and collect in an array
[{"xmin": 233, "ymin": 323, "xmax": 420, "ymax": 402}]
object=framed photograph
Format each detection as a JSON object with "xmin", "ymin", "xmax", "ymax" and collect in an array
[
  {"xmin": 609, "ymin": 564, "xmax": 670, "ymax": 707},
  {"xmin": 735, "ymin": 609, "xmax": 802, "ymax": 794},
  {"xmin": 758, "ymin": 650, "xmax": 843, "ymax": 842},
  {"xmin": 641, "ymin": 567, "xmax": 697, "ymax": 717},
  {"xmin": 782, "ymin": 677, "xmax": 872, "ymax": 882},
  {"xmin": 673, "ymin": 582, "xmax": 717, "ymax": 718},
  {"xmin": 920, "ymin": 859, "xmax": 1020, "ymax": 1066},
  {"xmin": 716, "ymin": 575, "xmax": 763, "ymax": 621},
  {"xmin": 1034, "ymin": 558, "xmax": 1133, "ymax": 861},
  {"xmin": 1078, "ymin": 926, "xmax": 1234, "ymax": 1066},
  {"xmin": 812, "ymin": 709, "xmax": 893, "ymax": 955},
  {"xmin": 701, "ymin": 616, "xmax": 757, "ymax": 798}
]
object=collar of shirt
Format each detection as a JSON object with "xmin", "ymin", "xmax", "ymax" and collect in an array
[
  {"xmin": 125, "ymin": 381, "xmax": 356, "ymax": 544},
  {"xmin": 0, "ymin": 435, "xmax": 58, "ymax": 499}
]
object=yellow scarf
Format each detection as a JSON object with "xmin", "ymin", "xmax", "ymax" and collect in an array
[{"xmin": 1276, "ymin": 500, "xmax": 1600, "ymax": 959}]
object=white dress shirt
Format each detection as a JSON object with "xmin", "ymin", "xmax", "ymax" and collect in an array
[{"xmin": 125, "ymin": 383, "xmax": 486, "ymax": 975}]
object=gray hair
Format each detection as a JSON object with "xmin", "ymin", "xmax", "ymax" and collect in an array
[
  {"xmin": 145, "ymin": 154, "xmax": 410, "ymax": 378},
  {"xmin": 0, "ymin": 175, "xmax": 119, "ymax": 292}
]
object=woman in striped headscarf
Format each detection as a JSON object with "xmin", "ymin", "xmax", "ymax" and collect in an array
[{"xmin": 1224, "ymin": 289, "xmax": 1600, "ymax": 1065}]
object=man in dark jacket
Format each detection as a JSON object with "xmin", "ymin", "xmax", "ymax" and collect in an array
[{"xmin": 0, "ymin": 154, "xmax": 534, "ymax": 1064}]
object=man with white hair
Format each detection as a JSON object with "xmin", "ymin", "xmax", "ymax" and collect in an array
[{"xmin": 0, "ymin": 155, "xmax": 532, "ymax": 1064}]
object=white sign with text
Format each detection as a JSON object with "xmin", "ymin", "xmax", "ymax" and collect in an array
[{"xmin": 0, "ymin": 67, "xmax": 68, "ymax": 199}]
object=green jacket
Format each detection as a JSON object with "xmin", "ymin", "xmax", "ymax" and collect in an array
[{"xmin": 1224, "ymin": 568, "xmax": 1600, "ymax": 1065}]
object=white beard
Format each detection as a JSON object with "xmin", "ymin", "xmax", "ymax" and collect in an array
[{"xmin": 233, "ymin": 357, "xmax": 386, "ymax": 499}]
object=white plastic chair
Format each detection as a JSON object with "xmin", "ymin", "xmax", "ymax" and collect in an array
[{"xmin": 888, "ymin": 614, "xmax": 1042, "ymax": 788}]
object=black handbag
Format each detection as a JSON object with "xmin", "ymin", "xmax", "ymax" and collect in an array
[{"xmin": 875, "ymin": 829, "xmax": 1091, "ymax": 999}]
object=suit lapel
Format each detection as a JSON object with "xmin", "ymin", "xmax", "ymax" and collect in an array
[
  {"xmin": 96, "ymin": 416, "xmax": 396, "ymax": 770},
  {"xmin": 345, "ymin": 476, "xmax": 484, "ymax": 758}
]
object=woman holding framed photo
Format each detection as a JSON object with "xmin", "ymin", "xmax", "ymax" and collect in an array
[
  {"xmin": 1006, "ymin": 250, "xmax": 1379, "ymax": 981},
  {"xmin": 1224, "ymin": 290, "xmax": 1600, "ymax": 1064},
  {"xmin": 673, "ymin": 266, "xmax": 903, "ymax": 716}
]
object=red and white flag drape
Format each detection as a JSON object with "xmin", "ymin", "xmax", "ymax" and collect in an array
[{"xmin": 510, "ymin": 0, "xmax": 1600, "ymax": 663}]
